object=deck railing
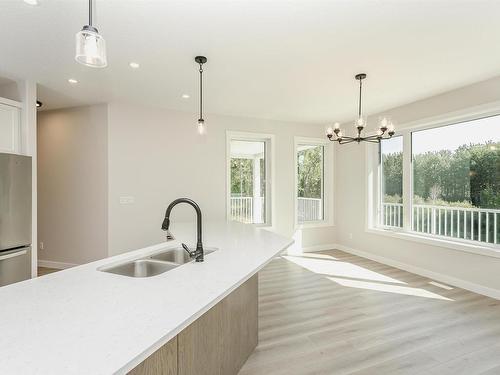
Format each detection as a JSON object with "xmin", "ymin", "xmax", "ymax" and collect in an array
[
  {"xmin": 297, "ymin": 197, "xmax": 323, "ymax": 222},
  {"xmin": 381, "ymin": 202, "xmax": 500, "ymax": 245},
  {"xmin": 230, "ymin": 197, "xmax": 255, "ymax": 223},
  {"xmin": 381, "ymin": 202, "xmax": 404, "ymax": 228},
  {"xmin": 230, "ymin": 196, "xmax": 323, "ymax": 223}
]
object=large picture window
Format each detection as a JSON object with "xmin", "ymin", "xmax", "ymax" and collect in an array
[
  {"xmin": 375, "ymin": 113, "xmax": 500, "ymax": 248},
  {"xmin": 412, "ymin": 116, "xmax": 499, "ymax": 244}
]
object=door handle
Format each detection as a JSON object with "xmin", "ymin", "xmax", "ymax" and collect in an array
[{"xmin": 0, "ymin": 249, "xmax": 27, "ymax": 261}]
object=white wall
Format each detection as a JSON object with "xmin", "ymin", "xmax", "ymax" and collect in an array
[
  {"xmin": 335, "ymin": 75, "xmax": 500, "ymax": 296},
  {"xmin": 108, "ymin": 102, "xmax": 335, "ymax": 255},
  {"xmin": 37, "ymin": 105, "xmax": 108, "ymax": 266}
]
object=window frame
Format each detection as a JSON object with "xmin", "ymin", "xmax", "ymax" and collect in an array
[
  {"xmin": 226, "ymin": 131, "xmax": 275, "ymax": 227},
  {"xmin": 294, "ymin": 136, "xmax": 334, "ymax": 229},
  {"xmin": 367, "ymin": 102, "xmax": 500, "ymax": 256}
]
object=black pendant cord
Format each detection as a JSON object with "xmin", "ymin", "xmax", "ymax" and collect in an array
[
  {"xmin": 358, "ymin": 78, "xmax": 362, "ymax": 119},
  {"xmin": 89, "ymin": 0, "xmax": 93, "ymax": 26},
  {"xmin": 199, "ymin": 63, "xmax": 203, "ymax": 121},
  {"xmin": 356, "ymin": 78, "xmax": 363, "ymax": 138}
]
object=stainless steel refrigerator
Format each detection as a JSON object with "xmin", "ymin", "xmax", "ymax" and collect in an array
[{"xmin": 0, "ymin": 153, "xmax": 32, "ymax": 287}]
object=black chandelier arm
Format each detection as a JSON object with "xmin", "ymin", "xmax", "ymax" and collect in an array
[
  {"xmin": 362, "ymin": 138, "xmax": 383, "ymax": 143},
  {"xmin": 362, "ymin": 134, "xmax": 383, "ymax": 141},
  {"xmin": 328, "ymin": 133, "xmax": 392, "ymax": 144},
  {"xmin": 339, "ymin": 135, "xmax": 357, "ymax": 141},
  {"xmin": 327, "ymin": 134, "xmax": 356, "ymax": 142},
  {"xmin": 337, "ymin": 138, "xmax": 358, "ymax": 145},
  {"xmin": 328, "ymin": 135, "xmax": 356, "ymax": 143}
]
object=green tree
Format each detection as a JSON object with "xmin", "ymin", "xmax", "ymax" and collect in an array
[
  {"xmin": 382, "ymin": 141, "xmax": 500, "ymax": 208},
  {"xmin": 230, "ymin": 158, "xmax": 253, "ymax": 196},
  {"xmin": 297, "ymin": 146, "xmax": 323, "ymax": 198},
  {"xmin": 382, "ymin": 151, "xmax": 403, "ymax": 201}
]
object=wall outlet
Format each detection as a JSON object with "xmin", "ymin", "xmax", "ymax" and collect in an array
[
  {"xmin": 39, "ymin": 241, "xmax": 44, "ymax": 250},
  {"xmin": 120, "ymin": 196, "xmax": 135, "ymax": 204},
  {"xmin": 349, "ymin": 233, "xmax": 353, "ymax": 240}
]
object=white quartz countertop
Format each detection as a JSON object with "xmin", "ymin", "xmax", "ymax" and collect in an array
[{"xmin": 0, "ymin": 221, "xmax": 293, "ymax": 375}]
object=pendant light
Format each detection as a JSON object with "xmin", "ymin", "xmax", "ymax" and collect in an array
[
  {"xmin": 75, "ymin": 0, "xmax": 107, "ymax": 68},
  {"xmin": 195, "ymin": 56, "xmax": 208, "ymax": 135}
]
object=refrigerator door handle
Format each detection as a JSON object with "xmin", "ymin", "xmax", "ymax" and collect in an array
[{"xmin": 0, "ymin": 249, "xmax": 28, "ymax": 261}]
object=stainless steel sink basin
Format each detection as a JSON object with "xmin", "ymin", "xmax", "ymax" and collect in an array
[
  {"xmin": 150, "ymin": 246, "xmax": 218, "ymax": 264},
  {"xmin": 150, "ymin": 248, "xmax": 191, "ymax": 264},
  {"xmin": 100, "ymin": 259, "xmax": 178, "ymax": 277},
  {"xmin": 99, "ymin": 246, "xmax": 218, "ymax": 278}
]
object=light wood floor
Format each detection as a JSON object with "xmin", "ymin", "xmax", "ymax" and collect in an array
[
  {"xmin": 37, "ymin": 267, "xmax": 59, "ymax": 276},
  {"xmin": 239, "ymin": 250, "xmax": 500, "ymax": 375}
]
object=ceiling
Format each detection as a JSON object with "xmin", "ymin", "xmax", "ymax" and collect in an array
[{"xmin": 1, "ymin": 0, "xmax": 500, "ymax": 124}]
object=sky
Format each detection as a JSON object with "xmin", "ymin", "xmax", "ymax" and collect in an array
[{"xmin": 381, "ymin": 114, "xmax": 500, "ymax": 155}]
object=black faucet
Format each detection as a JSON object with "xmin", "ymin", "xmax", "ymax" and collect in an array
[{"xmin": 161, "ymin": 198, "xmax": 204, "ymax": 262}]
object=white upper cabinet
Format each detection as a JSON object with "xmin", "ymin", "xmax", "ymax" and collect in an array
[{"xmin": 0, "ymin": 101, "xmax": 21, "ymax": 154}]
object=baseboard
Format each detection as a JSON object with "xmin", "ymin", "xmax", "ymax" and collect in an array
[
  {"xmin": 38, "ymin": 260, "xmax": 78, "ymax": 270},
  {"xmin": 335, "ymin": 243, "xmax": 500, "ymax": 300},
  {"xmin": 286, "ymin": 243, "xmax": 338, "ymax": 254}
]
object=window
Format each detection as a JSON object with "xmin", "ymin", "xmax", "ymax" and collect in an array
[
  {"xmin": 295, "ymin": 137, "xmax": 333, "ymax": 226},
  {"xmin": 380, "ymin": 136, "xmax": 403, "ymax": 228},
  {"xmin": 227, "ymin": 132, "xmax": 273, "ymax": 225},
  {"xmin": 374, "ymin": 112, "xmax": 500, "ymax": 249},
  {"xmin": 412, "ymin": 117, "xmax": 499, "ymax": 245}
]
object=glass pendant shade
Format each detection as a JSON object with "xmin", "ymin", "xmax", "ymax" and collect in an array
[
  {"xmin": 197, "ymin": 119, "xmax": 206, "ymax": 135},
  {"xmin": 75, "ymin": 26, "xmax": 107, "ymax": 68}
]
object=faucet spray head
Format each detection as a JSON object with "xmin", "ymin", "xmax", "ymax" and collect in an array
[{"xmin": 166, "ymin": 230, "xmax": 175, "ymax": 241}]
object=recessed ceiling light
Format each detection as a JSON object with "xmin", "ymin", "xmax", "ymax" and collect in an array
[
  {"xmin": 68, "ymin": 78, "xmax": 78, "ymax": 84},
  {"xmin": 23, "ymin": 0, "xmax": 39, "ymax": 5},
  {"xmin": 129, "ymin": 62, "xmax": 140, "ymax": 69},
  {"xmin": 182, "ymin": 94, "xmax": 190, "ymax": 99}
]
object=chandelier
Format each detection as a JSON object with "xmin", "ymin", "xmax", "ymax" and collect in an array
[{"xmin": 326, "ymin": 73, "xmax": 395, "ymax": 144}]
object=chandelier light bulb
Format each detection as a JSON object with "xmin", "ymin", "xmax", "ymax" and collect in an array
[
  {"xmin": 337, "ymin": 130, "xmax": 343, "ymax": 138},
  {"xmin": 356, "ymin": 117, "xmax": 365, "ymax": 127},
  {"xmin": 379, "ymin": 117, "xmax": 388, "ymax": 129},
  {"xmin": 334, "ymin": 122, "xmax": 340, "ymax": 129},
  {"xmin": 326, "ymin": 126, "xmax": 334, "ymax": 136}
]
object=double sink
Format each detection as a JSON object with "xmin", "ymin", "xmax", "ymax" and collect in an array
[{"xmin": 99, "ymin": 245, "xmax": 217, "ymax": 278}]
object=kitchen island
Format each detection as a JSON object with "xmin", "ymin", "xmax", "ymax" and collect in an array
[{"xmin": 0, "ymin": 221, "xmax": 293, "ymax": 375}]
